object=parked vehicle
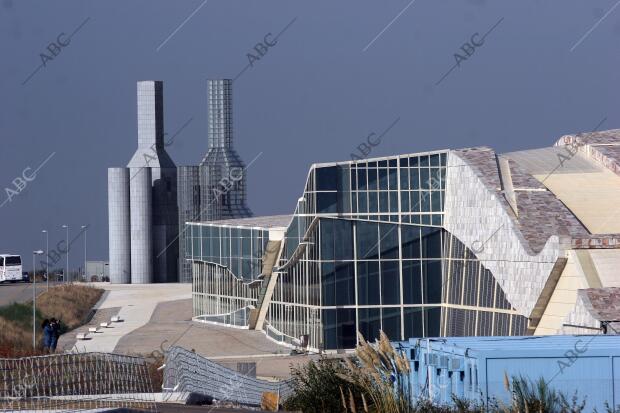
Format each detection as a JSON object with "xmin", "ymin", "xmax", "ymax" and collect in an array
[{"xmin": 0, "ymin": 254, "xmax": 24, "ymax": 282}]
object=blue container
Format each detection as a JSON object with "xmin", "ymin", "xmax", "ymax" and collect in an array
[{"xmin": 397, "ymin": 335, "xmax": 620, "ymax": 411}]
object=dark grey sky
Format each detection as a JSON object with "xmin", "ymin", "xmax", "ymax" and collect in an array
[{"xmin": 1, "ymin": 0, "xmax": 618, "ymax": 270}]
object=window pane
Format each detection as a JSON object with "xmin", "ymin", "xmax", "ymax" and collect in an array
[
  {"xmin": 381, "ymin": 261, "xmax": 400, "ymax": 305},
  {"xmin": 317, "ymin": 192, "xmax": 337, "ymax": 213},
  {"xmin": 322, "ymin": 309, "xmax": 337, "ymax": 350},
  {"xmin": 423, "ymin": 260, "xmax": 442, "ymax": 304},
  {"xmin": 382, "ymin": 308, "xmax": 401, "ymax": 341},
  {"xmin": 400, "ymin": 168, "xmax": 409, "ymax": 190},
  {"xmin": 358, "ymin": 191, "xmax": 368, "ymax": 213},
  {"xmin": 356, "ymin": 221, "xmax": 378, "ymax": 259},
  {"xmin": 420, "ymin": 168, "xmax": 430, "ymax": 190},
  {"xmin": 410, "ymin": 168, "xmax": 420, "ymax": 190},
  {"xmin": 335, "ymin": 262, "xmax": 355, "ymax": 305},
  {"xmin": 404, "ymin": 307, "xmax": 423, "ymax": 339},
  {"xmin": 422, "ymin": 228, "xmax": 442, "ymax": 258},
  {"xmin": 368, "ymin": 168, "xmax": 378, "ymax": 190},
  {"xmin": 389, "ymin": 168, "xmax": 398, "ymax": 189},
  {"xmin": 322, "ymin": 262, "xmax": 335, "ymax": 306},
  {"xmin": 401, "ymin": 191, "xmax": 410, "ymax": 213},
  {"xmin": 421, "ymin": 191, "xmax": 431, "ymax": 213},
  {"xmin": 379, "ymin": 191, "xmax": 389, "ymax": 214},
  {"xmin": 379, "ymin": 168, "xmax": 388, "ymax": 190},
  {"xmin": 389, "ymin": 191, "xmax": 398, "ymax": 213},
  {"xmin": 402, "ymin": 225, "xmax": 421, "ymax": 259},
  {"xmin": 369, "ymin": 191, "xmax": 378, "ymax": 213},
  {"xmin": 320, "ymin": 220, "xmax": 334, "ymax": 260},
  {"xmin": 379, "ymin": 224, "xmax": 398, "ymax": 259},
  {"xmin": 337, "ymin": 309, "xmax": 356, "ymax": 349},
  {"xmin": 334, "ymin": 219, "xmax": 353, "ymax": 260},
  {"xmin": 316, "ymin": 166, "xmax": 338, "ymax": 190},
  {"xmin": 359, "ymin": 308, "xmax": 381, "ymax": 342},
  {"xmin": 357, "ymin": 261, "xmax": 380, "ymax": 305},
  {"xmin": 403, "ymin": 260, "xmax": 422, "ymax": 304},
  {"xmin": 425, "ymin": 307, "xmax": 441, "ymax": 336},
  {"xmin": 358, "ymin": 168, "xmax": 367, "ymax": 190},
  {"xmin": 429, "ymin": 168, "xmax": 441, "ymax": 190},
  {"xmin": 431, "ymin": 191, "xmax": 441, "ymax": 212}
]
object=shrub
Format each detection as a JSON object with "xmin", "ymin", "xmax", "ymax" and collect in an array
[
  {"xmin": 283, "ymin": 356, "xmax": 364, "ymax": 413},
  {"xmin": 490, "ymin": 373, "xmax": 587, "ymax": 413},
  {"xmin": 340, "ymin": 331, "xmax": 414, "ymax": 413}
]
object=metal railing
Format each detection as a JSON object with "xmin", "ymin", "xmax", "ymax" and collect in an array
[
  {"xmin": 0, "ymin": 351, "xmax": 156, "ymax": 411},
  {"xmin": 164, "ymin": 346, "xmax": 294, "ymax": 406}
]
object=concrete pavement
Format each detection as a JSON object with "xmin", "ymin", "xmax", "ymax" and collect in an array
[{"xmin": 69, "ymin": 283, "xmax": 191, "ymax": 353}]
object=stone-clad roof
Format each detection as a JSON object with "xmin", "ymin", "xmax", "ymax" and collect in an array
[
  {"xmin": 453, "ymin": 147, "xmax": 589, "ymax": 254},
  {"xmin": 556, "ymin": 129, "xmax": 620, "ymax": 177},
  {"xmin": 456, "ymin": 128, "xmax": 620, "ymax": 253},
  {"xmin": 578, "ymin": 288, "xmax": 620, "ymax": 333}
]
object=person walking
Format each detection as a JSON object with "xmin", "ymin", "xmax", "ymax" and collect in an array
[
  {"xmin": 49, "ymin": 318, "xmax": 60, "ymax": 353},
  {"xmin": 41, "ymin": 319, "xmax": 52, "ymax": 352}
]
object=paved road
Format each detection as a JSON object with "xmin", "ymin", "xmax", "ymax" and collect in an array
[{"xmin": 0, "ymin": 281, "xmax": 60, "ymax": 307}]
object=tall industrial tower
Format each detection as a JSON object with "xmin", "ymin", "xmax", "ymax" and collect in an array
[
  {"xmin": 108, "ymin": 81, "xmax": 178, "ymax": 284},
  {"xmin": 200, "ymin": 79, "xmax": 253, "ymax": 221},
  {"xmin": 177, "ymin": 79, "xmax": 253, "ymax": 282}
]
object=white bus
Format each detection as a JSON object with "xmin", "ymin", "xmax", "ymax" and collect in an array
[{"xmin": 0, "ymin": 254, "xmax": 23, "ymax": 282}]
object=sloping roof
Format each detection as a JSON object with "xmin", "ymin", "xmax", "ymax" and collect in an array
[
  {"xmin": 193, "ymin": 214, "xmax": 292, "ymax": 229},
  {"xmin": 504, "ymin": 147, "xmax": 620, "ymax": 235},
  {"xmin": 579, "ymin": 288, "xmax": 620, "ymax": 329},
  {"xmin": 454, "ymin": 147, "xmax": 589, "ymax": 254},
  {"xmin": 556, "ymin": 129, "xmax": 620, "ymax": 177}
]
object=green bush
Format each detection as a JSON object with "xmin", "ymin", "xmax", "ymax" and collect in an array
[{"xmin": 283, "ymin": 357, "xmax": 364, "ymax": 413}]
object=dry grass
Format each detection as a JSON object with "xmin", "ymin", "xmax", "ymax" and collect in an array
[
  {"xmin": 0, "ymin": 317, "xmax": 32, "ymax": 352},
  {"xmin": 36, "ymin": 284, "xmax": 103, "ymax": 329},
  {"xmin": 339, "ymin": 331, "xmax": 413, "ymax": 413},
  {"xmin": 0, "ymin": 284, "xmax": 103, "ymax": 355}
]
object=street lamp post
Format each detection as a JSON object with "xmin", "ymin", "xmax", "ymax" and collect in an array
[
  {"xmin": 32, "ymin": 250, "xmax": 44, "ymax": 350},
  {"xmin": 61, "ymin": 225, "xmax": 69, "ymax": 282},
  {"xmin": 42, "ymin": 230, "xmax": 49, "ymax": 291},
  {"xmin": 81, "ymin": 225, "xmax": 87, "ymax": 281}
]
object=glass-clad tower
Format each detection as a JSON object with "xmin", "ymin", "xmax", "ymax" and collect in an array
[
  {"xmin": 199, "ymin": 80, "xmax": 252, "ymax": 221},
  {"xmin": 189, "ymin": 151, "xmax": 528, "ymax": 351},
  {"xmin": 177, "ymin": 80, "xmax": 254, "ymax": 282}
]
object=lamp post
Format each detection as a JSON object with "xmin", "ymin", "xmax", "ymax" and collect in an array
[
  {"xmin": 81, "ymin": 225, "xmax": 87, "ymax": 281},
  {"xmin": 42, "ymin": 230, "xmax": 49, "ymax": 291},
  {"xmin": 32, "ymin": 250, "xmax": 44, "ymax": 350},
  {"xmin": 61, "ymin": 225, "xmax": 69, "ymax": 282}
]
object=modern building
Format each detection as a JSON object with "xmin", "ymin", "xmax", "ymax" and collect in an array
[
  {"xmin": 189, "ymin": 128, "xmax": 620, "ymax": 352},
  {"xmin": 108, "ymin": 79, "xmax": 253, "ymax": 284}
]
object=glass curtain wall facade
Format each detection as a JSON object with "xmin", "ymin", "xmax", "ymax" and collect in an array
[{"xmin": 189, "ymin": 151, "xmax": 528, "ymax": 351}]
